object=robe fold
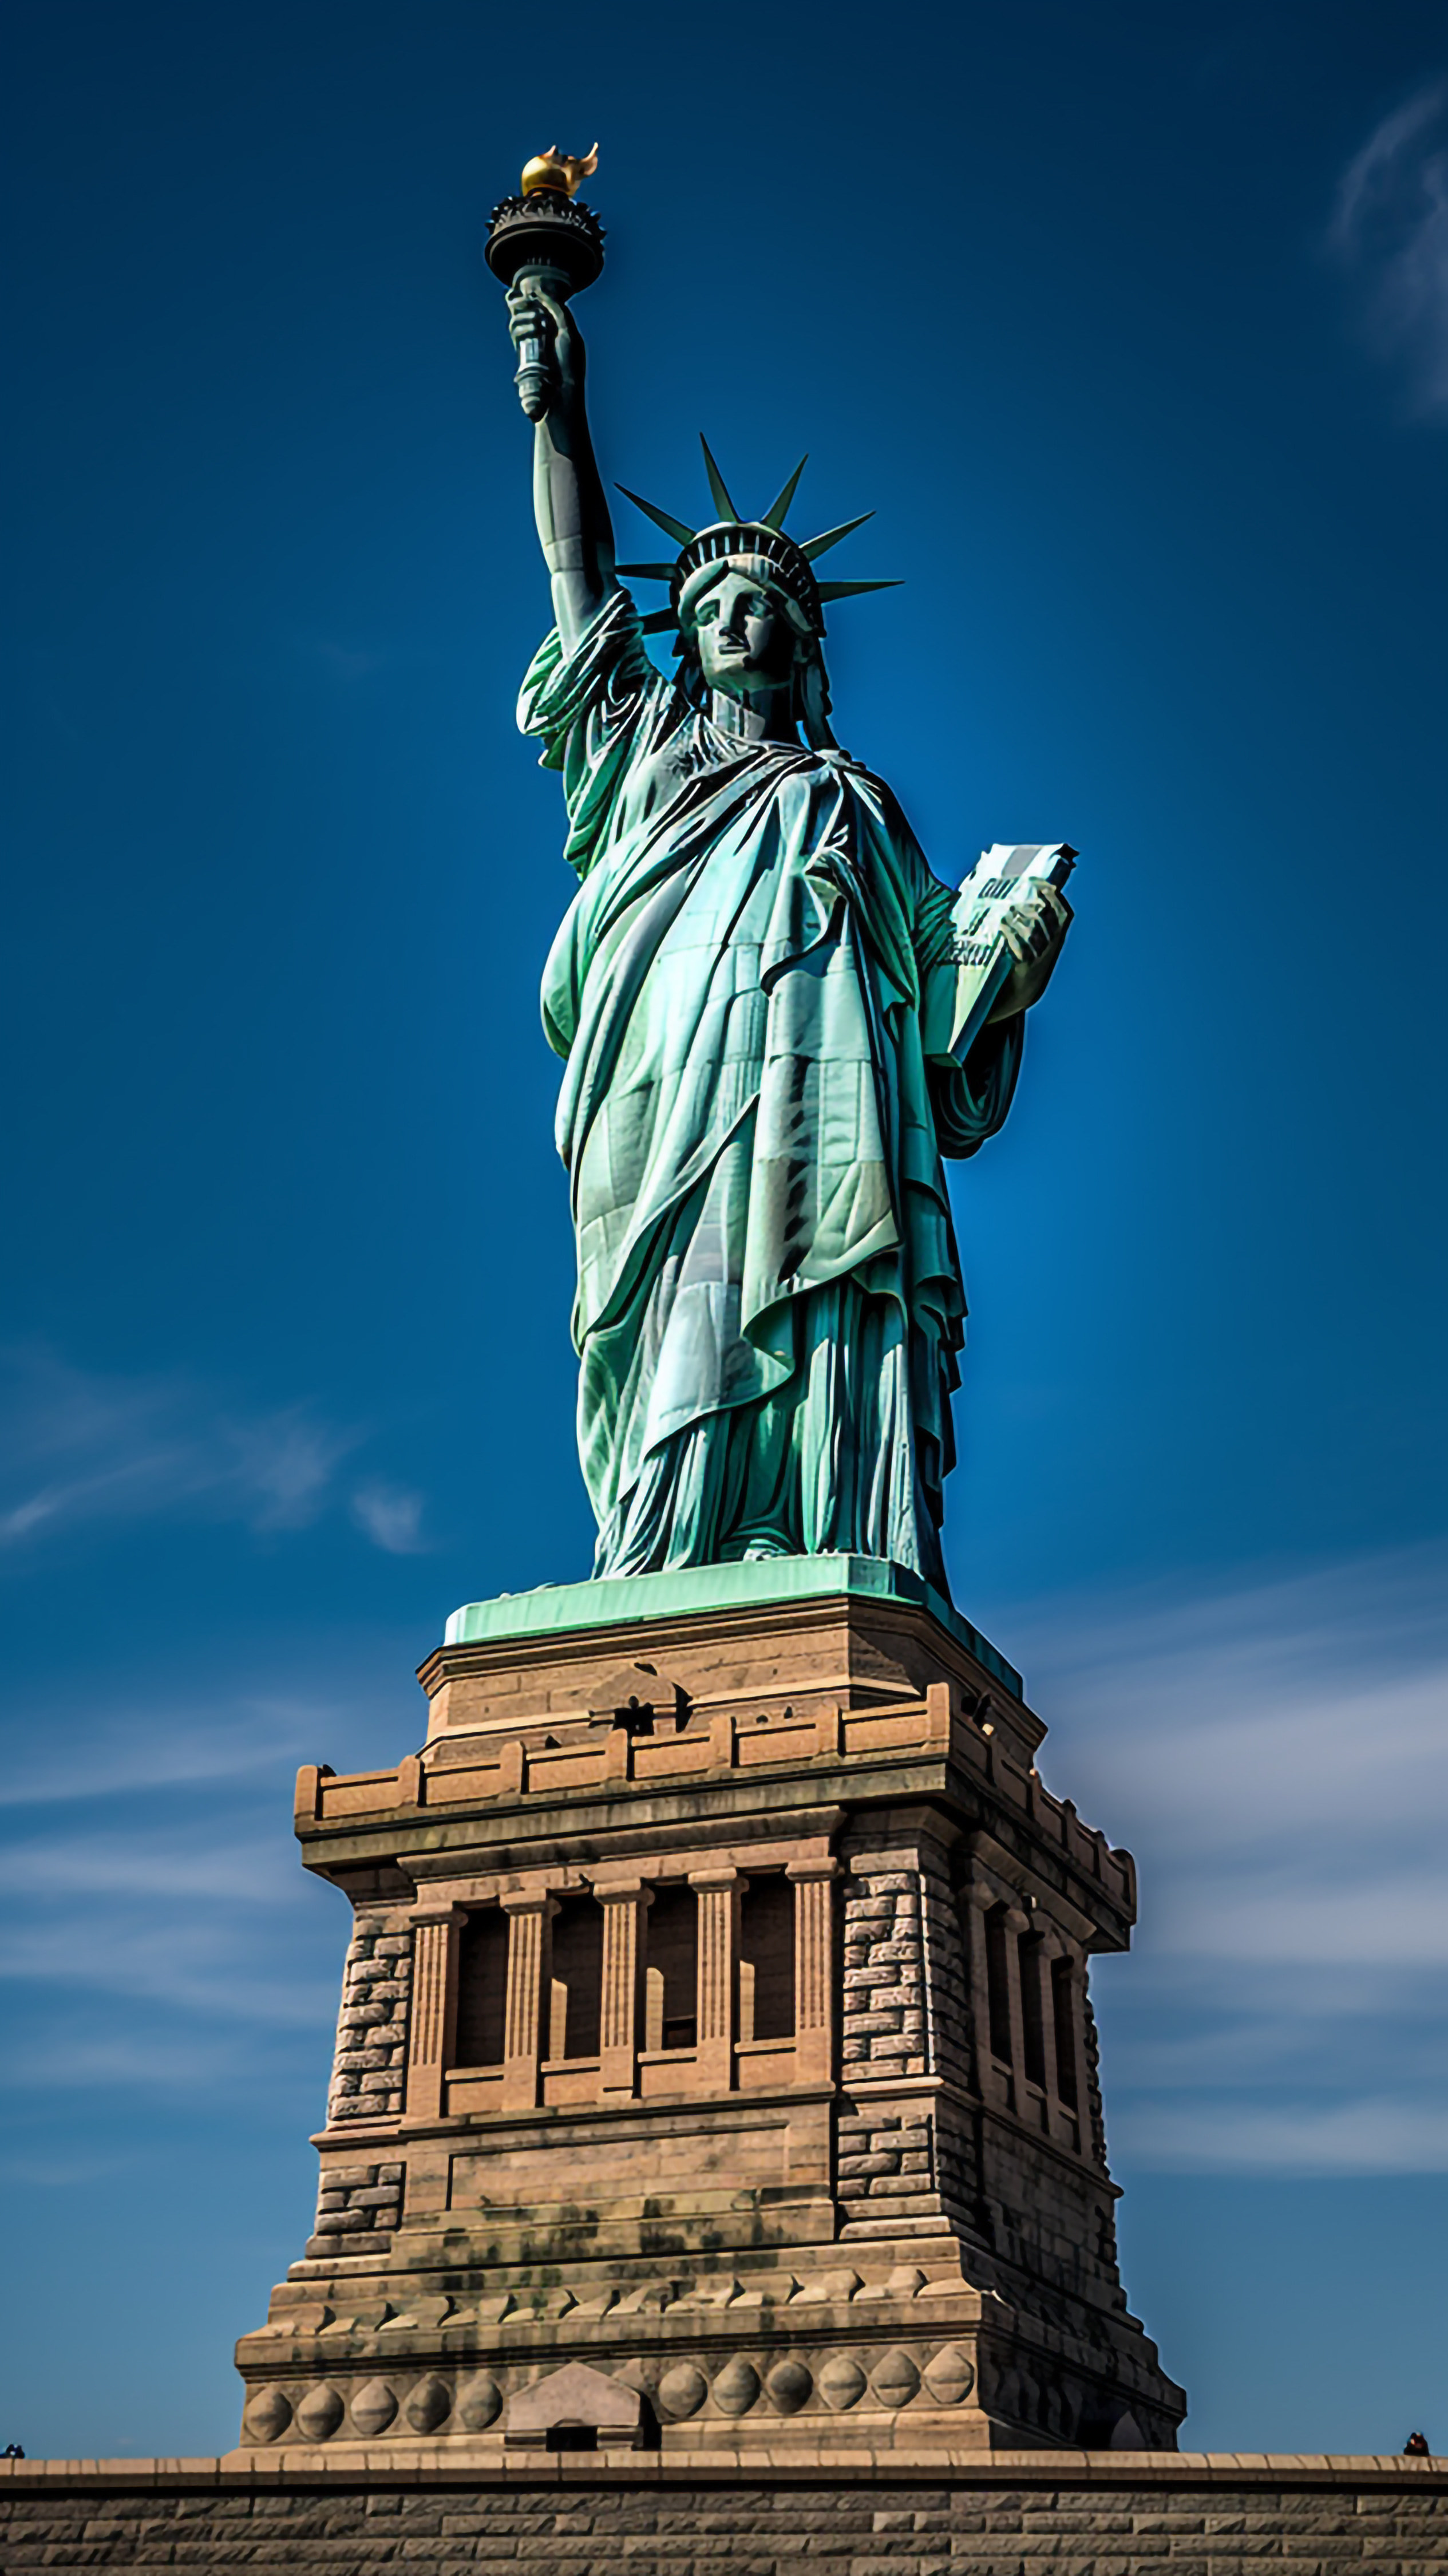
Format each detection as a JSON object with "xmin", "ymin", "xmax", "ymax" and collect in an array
[{"xmin": 520, "ymin": 590, "xmax": 1022, "ymax": 1595}]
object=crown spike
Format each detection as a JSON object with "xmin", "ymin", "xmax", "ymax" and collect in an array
[
  {"xmin": 801, "ymin": 512, "xmax": 875, "ymax": 562},
  {"xmin": 814, "ymin": 578, "xmax": 902, "ymax": 601},
  {"xmin": 616, "ymin": 485, "xmax": 697, "ymax": 546},
  {"xmin": 761, "ymin": 456, "xmax": 808, "ymax": 530},
  {"xmin": 699, "ymin": 435, "xmax": 741, "ymax": 524}
]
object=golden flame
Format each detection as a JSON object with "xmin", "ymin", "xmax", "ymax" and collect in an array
[{"xmin": 520, "ymin": 143, "xmax": 599, "ymax": 199}]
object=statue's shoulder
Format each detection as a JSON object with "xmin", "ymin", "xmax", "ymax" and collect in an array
[
  {"xmin": 828, "ymin": 755, "xmax": 920, "ymax": 847},
  {"xmin": 521, "ymin": 586, "xmax": 678, "ymax": 758}
]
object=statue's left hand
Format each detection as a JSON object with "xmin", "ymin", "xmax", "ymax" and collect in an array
[{"xmin": 986, "ymin": 882, "xmax": 1073, "ymax": 1022}]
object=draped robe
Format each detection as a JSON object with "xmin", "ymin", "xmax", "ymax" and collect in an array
[{"xmin": 521, "ymin": 590, "xmax": 1022, "ymax": 1596}]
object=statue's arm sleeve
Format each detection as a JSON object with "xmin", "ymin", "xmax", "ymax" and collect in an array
[
  {"xmin": 517, "ymin": 588, "xmax": 673, "ymax": 879},
  {"xmin": 913, "ymin": 870, "xmax": 1025, "ymax": 1159}
]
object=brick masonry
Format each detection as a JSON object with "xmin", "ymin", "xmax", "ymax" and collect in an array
[
  {"xmin": 324, "ymin": 1921, "xmax": 412, "ymax": 2127},
  {"xmin": 842, "ymin": 1874, "xmax": 929, "ymax": 2081},
  {"xmin": 3, "ymin": 2460, "xmax": 1446, "ymax": 2572},
  {"xmin": 304, "ymin": 2158, "xmax": 404, "ymax": 2261}
]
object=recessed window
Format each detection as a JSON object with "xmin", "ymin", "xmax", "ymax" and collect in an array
[
  {"xmin": 1051, "ymin": 1955, "xmax": 1079, "ymax": 2108},
  {"xmin": 1019, "ymin": 1935, "xmax": 1047, "ymax": 2090},
  {"xmin": 738, "ymin": 1875, "xmax": 795, "ymax": 2041},
  {"xmin": 454, "ymin": 1907, "xmax": 508, "ymax": 2067},
  {"xmin": 644, "ymin": 1882, "xmax": 698, "ymax": 2050},
  {"xmin": 984, "ymin": 1904, "xmax": 1014, "ymax": 2067},
  {"xmin": 549, "ymin": 1895, "xmax": 603, "ymax": 2060}
]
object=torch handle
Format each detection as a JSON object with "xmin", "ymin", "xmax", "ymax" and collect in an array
[{"xmin": 510, "ymin": 259, "xmax": 572, "ymax": 422}]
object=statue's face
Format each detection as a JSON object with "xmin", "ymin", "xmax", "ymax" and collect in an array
[{"xmin": 691, "ymin": 567, "xmax": 800, "ymax": 700}]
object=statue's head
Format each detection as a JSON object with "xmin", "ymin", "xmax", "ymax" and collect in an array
[
  {"xmin": 678, "ymin": 545, "xmax": 821, "ymax": 710},
  {"xmin": 615, "ymin": 444, "xmax": 898, "ymax": 750}
]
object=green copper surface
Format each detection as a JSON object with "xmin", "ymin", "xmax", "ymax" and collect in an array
[
  {"xmin": 500, "ymin": 242, "xmax": 1071, "ymax": 1602},
  {"xmin": 444, "ymin": 1554, "xmax": 1023, "ymax": 1696}
]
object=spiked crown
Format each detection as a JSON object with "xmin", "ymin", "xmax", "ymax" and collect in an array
[{"xmin": 616, "ymin": 438, "xmax": 898, "ymax": 639}]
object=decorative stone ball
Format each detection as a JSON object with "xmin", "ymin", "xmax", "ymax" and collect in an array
[
  {"xmin": 870, "ymin": 2349, "xmax": 921, "ymax": 2409},
  {"xmin": 456, "ymin": 2374, "xmax": 503, "ymax": 2432},
  {"xmin": 656, "ymin": 2363, "xmax": 708, "ymax": 2421},
  {"xmin": 922, "ymin": 2344, "xmax": 976, "ymax": 2405},
  {"xmin": 404, "ymin": 2374, "xmax": 453, "ymax": 2435},
  {"xmin": 294, "ymin": 2383, "xmax": 345, "ymax": 2443},
  {"xmin": 765, "ymin": 2358, "xmax": 813, "ymax": 2415},
  {"xmin": 241, "ymin": 2386, "xmax": 292, "ymax": 2445},
  {"xmin": 710, "ymin": 2356, "xmax": 762, "ymax": 2417},
  {"xmin": 816, "ymin": 2355, "xmax": 868, "ymax": 2412},
  {"xmin": 349, "ymin": 2379, "xmax": 398, "ymax": 2438}
]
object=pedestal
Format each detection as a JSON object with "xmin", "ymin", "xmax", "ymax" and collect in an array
[{"xmin": 236, "ymin": 1559, "xmax": 1185, "ymax": 2460}]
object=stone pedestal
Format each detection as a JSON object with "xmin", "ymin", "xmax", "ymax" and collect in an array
[{"xmin": 236, "ymin": 1558, "xmax": 1185, "ymax": 2461}]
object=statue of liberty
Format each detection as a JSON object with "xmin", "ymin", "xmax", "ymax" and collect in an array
[{"xmin": 503, "ymin": 219, "xmax": 1070, "ymax": 1601}]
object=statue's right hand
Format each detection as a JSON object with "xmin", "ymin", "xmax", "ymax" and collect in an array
[{"xmin": 506, "ymin": 284, "xmax": 583, "ymax": 416}]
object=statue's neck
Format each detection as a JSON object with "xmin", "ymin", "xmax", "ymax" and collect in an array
[{"xmin": 709, "ymin": 686, "xmax": 797, "ymax": 746}]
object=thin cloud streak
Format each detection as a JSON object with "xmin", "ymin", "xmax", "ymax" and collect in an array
[
  {"xmin": 1112, "ymin": 2097, "xmax": 1448, "ymax": 2177},
  {"xmin": 0, "ymin": 1668, "xmax": 382, "ymax": 2087},
  {"xmin": 0, "ymin": 1696, "xmax": 319, "ymax": 1810},
  {"xmin": 0, "ymin": 1345, "xmax": 426, "ymax": 1559},
  {"xmin": 1329, "ymin": 82, "xmax": 1448, "ymax": 418},
  {"xmin": 1, "ymin": 1826, "xmax": 294, "ymax": 1903}
]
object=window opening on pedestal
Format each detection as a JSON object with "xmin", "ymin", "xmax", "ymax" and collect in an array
[
  {"xmin": 548, "ymin": 1894, "xmax": 603, "ymax": 2060},
  {"xmin": 547, "ymin": 2424, "xmax": 598, "ymax": 2452},
  {"xmin": 984, "ymin": 1903, "xmax": 1014, "ymax": 2067},
  {"xmin": 1019, "ymin": 1933, "xmax": 1047, "ymax": 2090},
  {"xmin": 644, "ymin": 1881, "xmax": 698, "ymax": 2050},
  {"xmin": 454, "ymin": 1905, "xmax": 508, "ymax": 2067},
  {"xmin": 1051, "ymin": 1954, "xmax": 1079, "ymax": 2108},
  {"xmin": 738, "ymin": 1873, "xmax": 796, "ymax": 2040}
]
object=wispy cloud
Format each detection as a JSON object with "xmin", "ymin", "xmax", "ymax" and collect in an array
[
  {"xmin": 1329, "ymin": 82, "xmax": 1448, "ymax": 418},
  {"xmin": 1008, "ymin": 1542, "xmax": 1448, "ymax": 2174},
  {"xmin": 350, "ymin": 1476, "xmax": 429, "ymax": 1554},
  {"xmin": 0, "ymin": 1345, "xmax": 426, "ymax": 1559},
  {"xmin": 1114, "ymin": 2097, "xmax": 1448, "ymax": 2177},
  {"xmin": 0, "ymin": 1695, "xmax": 315, "ymax": 1810}
]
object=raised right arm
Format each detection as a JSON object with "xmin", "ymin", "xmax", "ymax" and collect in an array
[{"xmin": 507, "ymin": 287, "xmax": 618, "ymax": 654}]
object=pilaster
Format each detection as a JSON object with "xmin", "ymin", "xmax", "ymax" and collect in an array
[
  {"xmin": 689, "ymin": 1866, "xmax": 741, "ymax": 2091},
  {"xmin": 598, "ymin": 1878, "xmax": 649, "ymax": 2097},
  {"xmin": 787, "ymin": 1856, "xmax": 836, "ymax": 2085},
  {"xmin": 403, "ymin": 1903, "xmax": 465, "ymax": 2121},
  {"xmin": 500, "ymin": 1891, "xmax": 553, "ymax": 2112}
]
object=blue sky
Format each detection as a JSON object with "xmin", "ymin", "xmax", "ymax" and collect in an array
[{"xmin": 2, "ymin": 0, "xmax": 1446, "ymax": 2459}]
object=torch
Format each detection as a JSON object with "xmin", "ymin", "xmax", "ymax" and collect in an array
[{"xmin": 485, "ymin": 146, "xmax": 605, "ymax": 421}]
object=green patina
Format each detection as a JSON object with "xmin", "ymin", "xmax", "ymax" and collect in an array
[
  {"xmin": 499, "ymin": 247, "xmax": 1070, "ymax": 1602},
  {"xmin": 444, "ymin": 1556, "xmax": 1023, "ymax": 1698}
]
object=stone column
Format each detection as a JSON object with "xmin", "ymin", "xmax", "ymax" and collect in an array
[
  {"xmin": 404, "ymin": 1902, "xmax": 466, "ymax": 2121},
  {"xmin": 500, "ymin": 1891, "xmax": 554, "ymax": 2112},
  {"xmin": 787, "ymin": 1856, "xmax": 836, "ymax": 2084},
  {"xmin": 689, "ymin": 1866, "xmax": 742, "ymax": 2091},
  {"xmin": 598, "ymin": 1879, "xmax": 650, "ymax": 2098}
]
